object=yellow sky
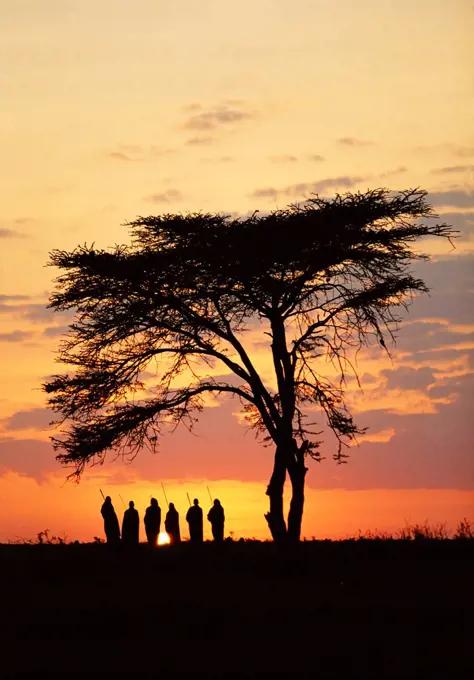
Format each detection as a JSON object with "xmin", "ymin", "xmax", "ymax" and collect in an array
[
  {"xmin": 0, "ymin": 0, "xmax": 473, "ymax": 540},
  {"xmin": 1, "ymin": 471, "xmax": 472, "ymax": 543}
]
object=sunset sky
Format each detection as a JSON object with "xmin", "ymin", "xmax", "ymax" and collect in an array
[{"xmin": 1, "ymin": 0, "xmax": 473, "ymax": 542}]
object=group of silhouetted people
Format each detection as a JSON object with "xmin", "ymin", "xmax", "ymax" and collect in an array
[
  {"xmin": 100, "ymin": 495, "xmax": 225, "ymax": 546},
  {"xmin": 184, "ymin": 497, "xmax": 225, "ymax": 543}
]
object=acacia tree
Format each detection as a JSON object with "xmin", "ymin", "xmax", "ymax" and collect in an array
[{"xmin": 43, "ymin": 189, "xmax": 453, "ymax": 542}]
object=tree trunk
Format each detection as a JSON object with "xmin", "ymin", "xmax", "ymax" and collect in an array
[
  {"xmin": 286, "ymin": 442, "xmax": 308, "ymax": 542},
  {"xmin": 264, "ymin": 446, "xmax": 287, "ymax": 542}
]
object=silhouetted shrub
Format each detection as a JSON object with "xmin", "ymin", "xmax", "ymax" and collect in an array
[{"xmin": 454, "ymin": 517, "xmax": 474, "ymax": 540}]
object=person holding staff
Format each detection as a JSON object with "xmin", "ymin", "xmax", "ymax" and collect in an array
[
  {"xmin": 207, "ymin": 499, "xmax": 225, "ymax": 542},
  {"xmin": 144, "ymin": 497, "xmax": 161, "ymax": 546},
  {"xmin": 100, "ymin": 495, "xmax": 120, "ymax": 545},
  {"xmin": 165, "ymin": 502, "xmax": 181, "ymax": 544},
  {"xmin": 122, "ymin": 500, "xmax": 140, "ymax": 546},
  {"xmin": 186, "ymin": 498, "xmax": 203, "ymax": 544}
]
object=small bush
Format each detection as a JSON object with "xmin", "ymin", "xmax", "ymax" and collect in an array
[
  {"xmin": 37, "ymin": 529, "xmax": 68, "ymax": 545},
  {"xmin": 396, "ymin": 521, "xmax": 450, "ymax": 541},
  {"xmin": 357, "ymin": 529, "xmax": 393, "ymax": 541},
  {"xmin": 454, "ymin": 518, "xmax": 474, "ymax": 540}
]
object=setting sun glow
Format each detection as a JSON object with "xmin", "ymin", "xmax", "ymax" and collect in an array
[{"xmin": 158, "ymin": 532, "xmax": 170, "ymax": 546}]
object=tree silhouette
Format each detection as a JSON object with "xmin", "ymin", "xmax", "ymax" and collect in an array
[{"xmin": 43, "ymin": 189, "xmax": 454, "ymax": 541}]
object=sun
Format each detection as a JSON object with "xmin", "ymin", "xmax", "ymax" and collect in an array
[{"xmin": 158, "ymin": 531, "xmax": 170, "ymax": 546}]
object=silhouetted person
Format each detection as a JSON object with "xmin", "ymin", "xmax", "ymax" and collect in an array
[
  {"xmin": 101, "ymin": 496, "xmax": 120, "ymax": 545},
  {"xmin": 165, "ymin": 502, "xmax": 181, "ymax": 544},
  {"xmin": 122, "ymin": 501, "xmax": 139, "ymax": 546},
  {"xmin": 207, "ymin": 498, "xmax": 225, "ymax": 542},
  {"xmin": 144, "ymin": 497, "xmax": 161, "ymax": 546},
  {"xmin": 186, "ymin": 498, "xmax": 203, "ymax": 544}
]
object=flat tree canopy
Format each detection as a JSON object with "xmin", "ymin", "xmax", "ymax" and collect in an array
[{"xmin": 44, "ymin": 188, "xmax": 454, "ymax": 540}]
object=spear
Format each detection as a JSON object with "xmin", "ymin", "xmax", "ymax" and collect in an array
[
  {"xmin": 207, "ymin": 485, "xmax": 213, "ymax": 503},
  {"xmin": 119, "ymin": 494, "xmax": 126, "ymax": 507},
  {"xmin": 161, "ymin": 482, "xmax": 169, "ymax": 507},
  {"xmin": 99, "ymin": 489, "xmax": 105, "ymax": 501},
  {"xmin": 186, "ymin": 492, "xmax": 191, "ymax": 507}
]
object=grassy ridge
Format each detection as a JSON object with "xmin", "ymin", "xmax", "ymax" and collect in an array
[{"xmin": 1, "ymin": 537, "xmax": 472, "ymax": 678}]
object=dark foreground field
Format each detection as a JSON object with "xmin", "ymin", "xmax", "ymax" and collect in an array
[{"xmin": 1, "ymin": 539, "xmax": 472, "ymax": 678}]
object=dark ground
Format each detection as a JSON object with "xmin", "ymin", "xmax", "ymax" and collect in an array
[{"xmin": 1, "ymin": 539, "xmax": 472, "ymax": 678}]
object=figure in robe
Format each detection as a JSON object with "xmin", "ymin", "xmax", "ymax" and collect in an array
[
  {"xmin": 165, "ymin": 503, "xmax": 181, "ymax": 544},
  {"xmin": 144, "ymin": 497, "xmax": 161, "ymax": 546},
  {"xmin": 100, "ymin": 496, "xmax": 120, "ymax": 545},
  {"xmin": 186, "ymin": 498, "xmax": 203, "ymax": 544},
  {"xmin": 207, "ymin": 499, "xmax": 225, "ymax": 542},
  {"xmin": 122, "ymin": 500, "xmax": 139, "ymax": 546}
]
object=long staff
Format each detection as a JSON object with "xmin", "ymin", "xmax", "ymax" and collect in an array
[
  {"xmin": 161, "ymin": 482, "xmax": 169, "ymax": 507},
  {"xmin": 119, "ymin": 494, "xmax": 126, "ymax": 508},
  {"xmin": 186, "ymin": 492, "xmax": 192, "ymax": 507},
  {"xmin": 206, "ymin": 485, "xmax": 213, "ymax": 503},
  {"xmin": 99, "ymin": 489, "xmax": 105, "ymax": 501}
]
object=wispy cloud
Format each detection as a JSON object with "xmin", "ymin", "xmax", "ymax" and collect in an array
[
  {"xmin": 381, "ymin": 366, "xmax": 436, "ymax": 391},
  {"xmin": 144, "ymin": 189, "xmax": 183, "ymax": 203},
  {"xmin": 1, "ymin": 407, "xmax": 52, "ymax": 432},
  {"xmin": 455, "ymin": 147, "xmax": 474, "ymax": 158},
  {"xmin": 202, "ymin": 156, "xmax": 234, "ymax": 163},
  {"xmin": 43, "ymin": 325, "xmax": 70, "ymax": 338},
  {"xmin": 404, "ymin": 255, "xmax": 474, "ymax": 325},
  {"xmin": 108, "ymin": 151, "xmax": 135, "ymax": 162},
  {"xmin": 379, "ymin": 166, "xmax": 407, "ymax": 178},
  {"xmin": 0, "ymin": 295, "xmax": 31, "ymax": 302},
  {"xmin": 183, "ymin": 102, "xmax": 255, "ymax": 131},
  {"xmin": 181, "ymin": 103, "xmax": 202, "ymax": 113},
  {"xmin": 252, "ymin": 188, "xmax": 280, "ymax": 200},
  {"xmin": 270, "ymin": 155, "xmax": 298, "ymax": 163},
  {"xmin": 0, "ymin": 228, "xmax": 27, "ymax": 239},
  {"xmin": 21, "ymin": 304, "xmax": 55, "ymax": 322},
  {"xmin": 432, "ymin": 165, "xmax": 474, "ymax": 174},
  {"xmin": 251, "ymin": 175, "xmax": 366, "ymax": 201},
  {"xmin": 13, "ymin": 218, "xmax": 35, "ymax": 225},
  {"xmin": 414, "ymin": 144, "xmax": 474, "ymax": 158},
  {"xmin": 107, "ymin": 145, "xmax": 175, "ymax": 162},
  {"xmin": 185, "ymin": 136, "xmax": 215, "ymax": 146},
  {"xmin": 308, "ymin": 154, "xmax": 325, "ymax": 162},
  {"xmin": 0, "ymin": 437, "xmax": 57, "ymax": 482},
  {"xmin": 0, "ymin": 330, "xmax": 33, "ymax": 343},
  {"xmin": 434, "ymin": 212, "xmax": 474, "ymax": 238},
  {"xmin": 429, "ymin": 190, "xmax": 474, "ymax": 209},
  {"xmin": 0, "ymin": 300, "xmax": 74, "ymax": 324},
  {"xmin": 336, "ymin": 137, "xmax": 375, "ymax": 147}
]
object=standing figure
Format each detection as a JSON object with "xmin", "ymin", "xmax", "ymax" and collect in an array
[
  {"xmin": 186, "ymin": 498, "xmax": 203, "ymax": 544},
  {"xmin": 207, "ymin": 499, "xmax": 225, "ymax": 542},
  {"xmin": 122, "ymin": 500, "xmax": 139, "ymax": 546},
  {"xmin": 165, "ymin": 502, "xmax": 181, "ymax": 544},
  {"xmin": 100, "ymin": 496, "xmax": 120, "ymax": 545},
  {"xmin": 144, "ymin": 497, "xmax": 161, "ymax": 546}
]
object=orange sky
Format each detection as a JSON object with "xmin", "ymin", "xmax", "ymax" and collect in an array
[{"xmin": 0, "ymin": 0, "xmax": 473, "ymax": 542}]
